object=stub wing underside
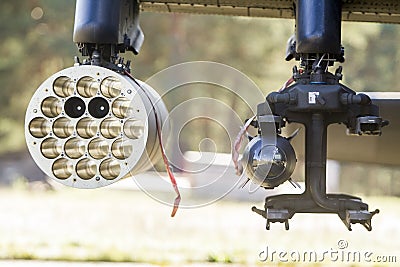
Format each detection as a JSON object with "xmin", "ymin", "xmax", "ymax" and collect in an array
[{"xmin": 140, "ymin": 0, "xmax": 400, "ymax": 24}]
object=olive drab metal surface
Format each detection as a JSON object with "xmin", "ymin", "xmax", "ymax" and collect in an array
[{"xmin": 140, "ymin": 0, "xmax": 400, "ymax": 24}]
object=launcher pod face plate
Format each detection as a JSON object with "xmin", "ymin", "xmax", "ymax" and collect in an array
[{"xmin": 26, "ymin": 65, "xmax": 169, "ymax": 189}]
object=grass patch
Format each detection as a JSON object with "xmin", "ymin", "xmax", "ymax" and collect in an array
[{"xmin": 0, "ymin": 187, "xmax": 398, "ymax": 266}]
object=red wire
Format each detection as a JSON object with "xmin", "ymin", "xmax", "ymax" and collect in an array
[
  {"xmin": 279, "ymin": 69, "xmax": 303, "ymax": 92},
  {"xmin": 154, "ymin": 110, "xmax": 181, "ymax": 217},
  {"xmin": 124, "ymin": 70, "xmax": 181, "ymax": 217},
  {"xmin": 232, "ymin": 115, "xmax": 256, "ymax": 176}
]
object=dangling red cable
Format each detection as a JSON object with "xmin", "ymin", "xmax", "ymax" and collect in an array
[
  {"xmin": 232, "ymin": 115, "xmax": 256, "ymax": 176},
  {"xmin": 154, "ymin": 110, "xmax": 181, "ymax": 217},
  {"xmin": 124, "ymin": 70, "xmax": 181, "ymax": 217}
]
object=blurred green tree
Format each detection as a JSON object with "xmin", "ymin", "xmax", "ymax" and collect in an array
[
  {"xmin": 0, "ymin": 0, "xmax": 76, "ymax": 152},
  {"xmin": 1, "ymin": 1, "xmax": 400, "ymax": 155}
]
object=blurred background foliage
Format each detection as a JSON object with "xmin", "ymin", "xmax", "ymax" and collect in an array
[
  {"xmin": 1, "ymin": 0, "xmax": 400, "ymax": 195},
  {"xmin": 0, "ymin": 1, "xmax": 399, "ymax": 264}
]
